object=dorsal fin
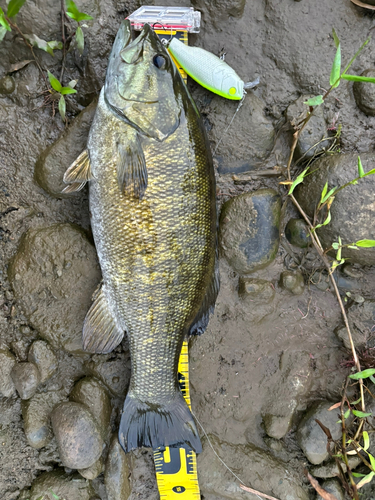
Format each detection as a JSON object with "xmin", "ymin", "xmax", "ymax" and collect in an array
[{"xmin": 62, "ymin": 149, "xmax": 92, "ymax": 193}]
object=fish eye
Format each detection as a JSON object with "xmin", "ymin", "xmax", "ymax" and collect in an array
[{"xmin": 153, "ymin": 54, "xmax": 167, "ymax": 69}]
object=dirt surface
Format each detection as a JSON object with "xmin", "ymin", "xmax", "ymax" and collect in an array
[{"xmin": 1, "ymin": 1, "xmax": 375, "ymax": 499}]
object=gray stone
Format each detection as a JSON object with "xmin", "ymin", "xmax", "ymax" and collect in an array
[
  {"xmin": 28, "ymin": 340, "xmax": 58, "ymax": 383},
  {"xmin": 11, "ymin": 362, "xmax": 40, "ymax": 400},
  {"xmin": 29, "ymin": 469, "xmax": 95, "ymax": 500},
  {"xmin": 279, "ymin": 270, "xmax": 305, "ymax": 295},
  {"xmin": 220, "ymin": 189, "xmax": 281, "ymax": 274},
  {"xmin": 84, "ymin": 354, "xmax": 130, "ymax": 397},
  {"xmin": 0, "ymin": 348, "xmax": 16, "ymax": 397},
  {"xmin": 286, "ymin": 95, "xmax": 330, "ymax": 160},
  {"xmin": 311, "ymin": 456, "xmax": 361, "ymax": 478},
  {"xmin": 22, "ymin": 390, "xmax": 65, "ymax": 449},
  {"xmin": 212, "ymin": 93, "xmax": 275, "ymax": 174},
  {"xmin": 353, "ymin": 69, "xmax": 375, "ymax": 116},
  {"xmin": 238, "ymin": 278, "xmax": 275, "ymax": 303},
  {"xmin": 262, "ymin": 350, "xmax": 312, "ymax": 439},
  {"xmin": 78, "ymin": 456, "xmax": 104, "ymax": 480},
  {"xmin": 297, "ymin": 401, "xmax": 342, "ymax": 465},
  {"xmin": 296, "ymin": 152, "xmax": 375, "ymax": 265},
  {"xmin": 51, "ymin": 402, "xmax": 104, "ymax": 469},
  {"xmin": 199, "ymin": 435, "xmax": 309, "ymax": 500},
  {"xmin": 10, "ymin": 339, "xmax": 30, "ymax": 361},
  {"xmin": 317, "ymin": 478, "xmax": 345, "ymax": 500},
  {"xmin": 8, "ymin": 224, "xmax": 101, "ymax": 354},
  {"xmin": 104, "ymin": 435, "xmax": 131, "ymax": 500},
  {"xmin": 0, "ymin": 76, "xmax": 15, "ymax": 95},
  {"xmin": 34, "ymin": 99, "xmax": 97, "ymax": 197},
  {"xmin": 70, "ymin": 376, "xmax": 112, "ymax": 440},
  {"xmin": 285, "ymin": 218, "xmax": 310, "ymax": 248}
]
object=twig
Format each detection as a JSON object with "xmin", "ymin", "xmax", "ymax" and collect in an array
[
  {"xmin": 239, "ymin": 485, "xmax": 280, "ymax": 500},
  {"xmin": 60, "ymin": 0, "xmax": 67, "ymax": 82},
  {"xmin": 340, "ymin": 384, "xmax": 359, "ymax": 499}
]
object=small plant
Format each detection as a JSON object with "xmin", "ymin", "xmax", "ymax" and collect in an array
[
  {"xmin": 66, "ymin": 0, "xmax": 93, "ymax": 54},
  {"xmin": 47, "ymin": 71, "xmax": 77, "ymax": 121},
  {"xmin": 283, "ymin": 28, "xmax": 375, "ymax": 499}
]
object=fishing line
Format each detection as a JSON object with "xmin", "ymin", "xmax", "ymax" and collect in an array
[{"xmin": 191, "ymin": 409, "xmax": 263, "ymax": 500}]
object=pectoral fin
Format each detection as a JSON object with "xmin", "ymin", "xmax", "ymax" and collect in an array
[
  {"xmin": 62, "ymin": 149, "xmax": 92, "ymax": 193},
  {"xmin": 117, "ymin": 133, "xmax": 147, "ymax": 199},
  {"xmin": 83, "ymin": 285, "xmax": 124, "ymax": 353}
]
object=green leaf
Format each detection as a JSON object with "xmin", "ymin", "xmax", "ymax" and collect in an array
[
  {"xmin": 355, "ymin": 240, "xmax": 375, "ymax": 248},
  {"xmin": 47, "ymin": 71, "xmax": 62, "ymax": 92},
  {"xmin": 0, "ymin": 26, "xmax": 7, "ymax": 41},
  {"xmin": 357, "ymin": 471, "xmax": 375, "ymax": 489},
  {"xmin": 358, "ymin": 156, "xmax": 365, "ymax": 178},
  {"xmin": 351, "ymin": 397, "xmax": 362, "ymax": 405},
  {"xmin": 75, "ymin": 25, "xmax": 84, "ymax": 54},
  {"xmin": 370, "ymin": 375, "xmax": 375, "ymax": 384},
  {"xmin": 58, "ymin": 94, "xmax": 66, "ymax": 121},
  {"xmin": 330, "ymin": 42, "xmax": 341, "ymax": 88},
  {"xmin": 7, "ymin": 0, "xmax": 27, "ymax": 17},
  {"xmin": 315, "ymin": 211, "xmax": 331, "ymax": 230},
  {"xmin": 66, "ymin": 0, "xmax": 93, "ymax": 22},
  {"xmin": 342, "ymin": 74, "xmax": 375, "ymax": 84},
  {"xmin": 370, "ymin": 453, "xmax": 375, "ymax": 471},
  {"xmin": 347, "ymin": 245, "xmax": 359, "ymax": 250},
  {"xmin": 0, "ymin": 8, "xmax": 11, "ymax": 30},
  {"xmin": 60, "ymin": 86, "xmax": 77, "ymax": 95},
  {"xmin": 332, "ymin": 242, "xmax": 339, "ymax": 250},
  {"xmin": 344, "ymin": 409, "xmax": 350, "ymax": 419},
  {"xmin": 24, "ymin": 34, "xmax": 62, "ymax": 56},
  {"xmin": 349, "ymin": 368, "xmax": 375, "ymax": 379},
  {"xmin": 49, "ymin": 491, "xmax": 60, "ymax": 500},
  {"xmin": 304, "ymin": 95, "xmax": 324, "ymax": 107},
  {"xmin": 68, "ymin": 79, "xmax": 77, "ymax": 88},
  {"xmin": 320, "ymin": 182, "xmax": 328, "ymax": 204},
  {"xmin": 363, "ymin": 431, "xmax": 370, "ymax": 451},
  {"xmin": 321, "ymin": 186, "xmax": 337, "ymax": 204},
  {"xmin": 332, "ymin": 28, "xmax": 340, "ymax": 48},
  {"xmin": 352, "ymin": 472, "xmax": 366, "ymax": 477},
  {"xmin": 352, "ymin": 410, "xmax": 372, "ymax": 418},
  {"xmin": 288, "ymin": 167, "xmax": 309, "ymax": 195},
  {"xmin": 364, "ymin": 168, "xmax": 375, "ymax": 177}
]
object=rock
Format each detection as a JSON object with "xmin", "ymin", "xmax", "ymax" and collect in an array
[
  {"xmin": 262, "ymin": 350, "xmax": 312, "ymax": 439},
  {"xmin": 8, "ymin": 224, "xmax": 101, "ymax": 354},
  {"xmin": 51, "ymin": 402, "xmax": 104, "ymax": 469},
  {"xmin": 28, "ymin": 340, "xmax": 58, "ymax": 383},
  {"xmin": 353, "ymin": 69, "xmax": 375, "ymax": 116},
  {"xmin": 317, "ymin": 478, "xmax": 345, "ymax": 500},
  {"xmin": 286, "ymin": 95, "xmax": 330, "ymax": 160},
  {"xmin": 279, "ymin": 270, "xmax": 305, "ymax": 295},
  {"xmin": 78, "ymin": 456, "xmax": 104, "ymax": 480},
  {"xmin": 84, "ymin": 353, "xmax": 130, "ymax": 397},
  {"xmin": 191, "ymin": 0, "xmax": 246, "ymax": 22},
  {"xmin": 238, "ymin": 278, "xmax": 275, "ymax": 303},
  {"xmin": 10, "ymin": 339, "xmax": 30, "ymax": 361},
  {"xmin": 220, "ymin": 189, "xmax": 281, "ymax": 274},
  {"xmin": 104, "ymin": 435, "xmax": 131, "ymax": 500},
  {"xmin": 311, "ymin": 456, "xmax": 361, "ymax": 478},
  {"xmin": 295, "ymin": 152, "xmax": 375, "ymax": 265},
  {"xmin": 34, "ymin": 99, "xmax": 97, "ymax": 197},
  {"xmin": 29, "ymin": 469, "xmax": 95, "ymax": 500},
  {"xmin": 297, "ymin": 401, "xmax": 342, "ymax": 465},
  {"xmin": 285, "ymin": 218, "xmax": 310, "ymax": 248},
  {"xmin": 199, "ymin": 435, "xmax": 309, "ymax": 500},
  {"xmin": 22, "ymin": 390, "xmax": 65, "ymax": 449},
  {"xmin": 212, "ymin": 93, "xmax": 275, "ymax": 174},
  {"xmin": 335, "ymin": 300, "xmax": 375, "ymax": 349},
  {"xmin": 11, "ymin": 362, "xmax": 40, "ymax": 400},
  {"xmin": 0, "ymin": 347, "xmax": 16, "ymax": 397},
  {"xmin": 70, "ymin": 376, "xmax": 112, "ymax": 440},
  {"xmin": 0, "ymin": 76, "xmax": 15, "ymax": 95}
]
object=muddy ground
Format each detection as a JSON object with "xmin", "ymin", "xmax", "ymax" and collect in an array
[{"xmin": 1, "ymin": 0, "xmax": 375, "ymax": 499}]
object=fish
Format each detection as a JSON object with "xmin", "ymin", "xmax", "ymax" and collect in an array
[{"xmin": 63, "ymin": 20, "xmax": 219, "ymax": 454}]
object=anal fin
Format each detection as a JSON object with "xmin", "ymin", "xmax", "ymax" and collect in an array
[
  {"xmin": 62, "ymin": 149, "xmax": 92, "ymax": 194},
  {"xmin": 83, "ymin": 285, "xmax": 123, "ymax": 353}
]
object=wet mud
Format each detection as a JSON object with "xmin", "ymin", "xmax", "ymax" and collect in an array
[{"xmin": 1, "ymin": 0, "xmax": 375, "ymax": 499}]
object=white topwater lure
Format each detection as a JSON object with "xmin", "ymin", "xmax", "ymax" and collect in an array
[{"xmin": 167, "ymin": 36, "xmax": 259, "ymax": 100}]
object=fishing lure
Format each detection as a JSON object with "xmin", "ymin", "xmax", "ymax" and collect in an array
[{"xmin": 167, "ymin": 37, "xmax": 259, "ymax": 100}]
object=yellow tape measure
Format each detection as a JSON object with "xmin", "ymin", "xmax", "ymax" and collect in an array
[{"xmin": 153, "ymin": 341, "xmax": 200, "ymax": 499}]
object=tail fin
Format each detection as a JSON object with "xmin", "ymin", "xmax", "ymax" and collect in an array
[{"xmin": 118, "ymin": 390, "xmax": 202, "ymax": 453}]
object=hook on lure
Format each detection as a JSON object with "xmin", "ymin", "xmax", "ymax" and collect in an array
[{"xmin": 166, "ymin": 37, "xmax": 259, "ymax": 100}]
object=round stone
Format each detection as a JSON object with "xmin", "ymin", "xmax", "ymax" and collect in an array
[
  {"xmin": 29, "ymin": 470, "xmax": 95, "ymax": 500},
  {"xmin": 28, "ymin": 340, "xmax": 58, "ymax": 383},
  {"xmin": 279, "ymin": 271, "xmax": 305, "ymax": 295},
  {"xmin": 220, "ymin": 189, "xmax": 281, "ymax": 274},
  {"xmin": 238, "ymin": 278, "xmax": 275, "ymax": 303},
  {"xmin": 353, "ymin": 69, "xmax": 375, "ymax": 116},
  {"xmin": 11, "ymin": 362, "xmax": 40, "ymax": 400},
  {"xmin": 0, "ymin": 76, "xmax": 15, "ymax": 95},
  {"xmin": 51, "ymin": 402, "xmax": 104, "ymax": 469},
  {"xmin": 285, "ymin": 218, "xmax": 310, "ymax": 248},
  {"xmin": 78, "ymin": 456, "xmax": 104, "ymax": 480},
  {"xmin": 70, "ymin": 376, "xmax": 112, "ymax": 440}
]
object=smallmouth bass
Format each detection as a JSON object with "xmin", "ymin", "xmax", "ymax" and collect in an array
[{"xmin": 63, "ymin": 20, "xmax": 218, "ymax": 453}]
